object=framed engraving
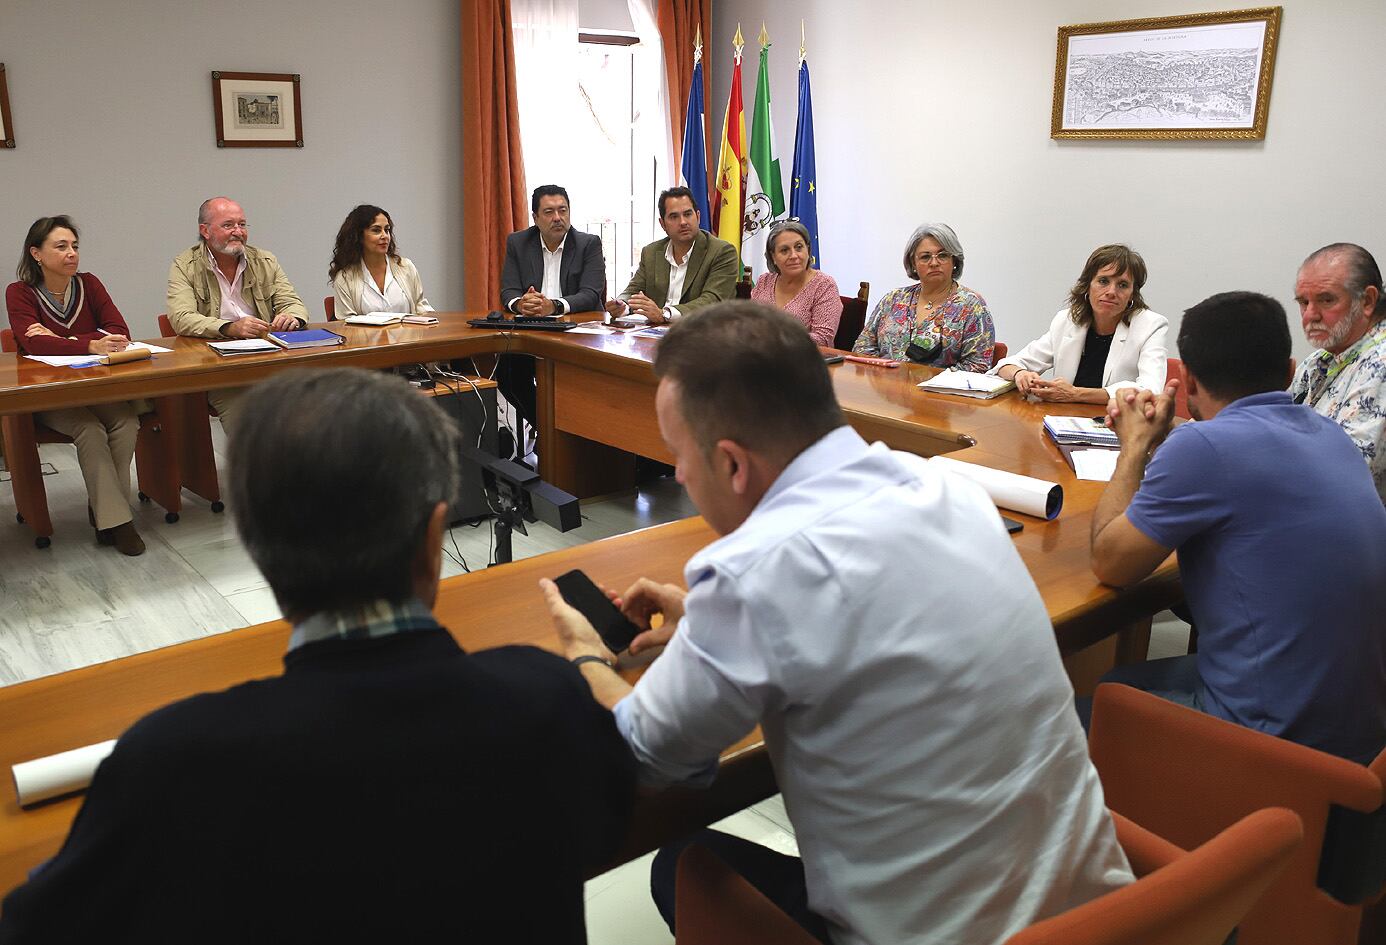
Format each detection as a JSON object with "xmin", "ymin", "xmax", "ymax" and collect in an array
[
  {"xmin": 211, "ymin": 71, "xmax": 303, "ymax": 148},
  {"xmin": 1052, "ymin": 7, "xmax": 1282, "ymax": 140},
  {"xmin": 0, "ymin": 64, "xmax": 14, "ymax": 148}
]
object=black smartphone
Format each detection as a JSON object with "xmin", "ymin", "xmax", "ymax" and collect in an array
[
  {"xmin": 822, "ymin": 353, "xmax": 845, "ymax": 365},
  {"xmin": 1001, "ymin": 516, "xmax": 1024, "ymax": 534},
  {"xmin": 553, "ymin": 569, "xmax": 642, "ymax": 654}
]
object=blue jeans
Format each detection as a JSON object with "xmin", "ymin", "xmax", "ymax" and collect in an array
[{"xmin": 1075, "ymin": 654, "xmax": 1204, "ymax": 732}]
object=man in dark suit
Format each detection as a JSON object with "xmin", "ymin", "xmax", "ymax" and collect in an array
[
  {"xmin": 0, "ymin": 368, "xmax": 636, "ymax": 944},
  {"xmin": 605, "ymin": 186, "xmax": 740, "ymax": 327},
  {"xmin": 497, "ymin": 185, "xmax": 607, "ymax": 442}
]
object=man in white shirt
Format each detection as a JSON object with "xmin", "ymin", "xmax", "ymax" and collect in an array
[
  {"xmin": 604, "ymin": 186, "xmax": 738, "ymax": 326},
  {"xmin": 540, "ymin": 302, "xmax": 1132, "ymax": 945},
  {"xmin": 166, "ymin": 196, "xmax": 308, "ymax": 432},
  {"xmin": 497, "ymin": 185, "xmax": 606, "ymax": 437}
]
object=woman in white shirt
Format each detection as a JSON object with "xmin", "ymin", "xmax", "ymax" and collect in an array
[
  {"xmin": 329, "ymin": 205, "xmax": 434, "ymax": 316},
  {"xmin": 994, "ymin": 244, "xmax": 1168, "ymax": 404}
]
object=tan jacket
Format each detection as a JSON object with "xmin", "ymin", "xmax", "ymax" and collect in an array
[
  {"xmin": 331, "ymin": 257, "xmax": 434, "ymax": 317},
  {"xmin": 166, "ymin": 243, "xmax": 309, "ymax": 338}
]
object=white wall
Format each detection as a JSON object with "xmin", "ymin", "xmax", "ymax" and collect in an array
[
  {"xmin": 0, "ymin": 0, "xmax": 462, "ymax": 338},
  {"xmin": 709, "ymin": 0, "xmax": 1386, "ymax": 359}
]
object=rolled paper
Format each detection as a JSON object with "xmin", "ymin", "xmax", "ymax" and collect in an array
[
  {"xmin": 931, "ymin": 455, "xmax": 1064, "ymax": 520},
  {"xmin": 103, "ymin": 346, "xmax": 153, "ymax": 365},
  {"xmin": 13, "ymin": 739, "xmax": 117, "ymax": 807}
]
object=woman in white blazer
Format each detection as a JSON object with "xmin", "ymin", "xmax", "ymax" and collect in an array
[
  {"xmin": 329, "ymin": 205, "xmax": 434, "ymax": 316},
  {"xmin": 994, "ymin": 244, "xmax": 1168, "ymax": 404}
]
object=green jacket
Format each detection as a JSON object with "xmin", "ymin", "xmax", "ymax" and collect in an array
[
  {"xmin": 166, "ymin": 242, "xmax": 308, "ymax": 338},
  {"xmin": 619, "ymin": 230, "xmax": 739, "ymax": 316}
]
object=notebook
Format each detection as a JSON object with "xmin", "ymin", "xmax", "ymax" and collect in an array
[
  {"xmin": 1042, "ymin": 414, "xmax": 1119, "ymax": 447},
  {"xmin": 267, "ymin": 329, "xmax": 346, "ymax": 349},
  {"xmin": 343, "ymin": 312, "xmax": 403, "ymax": 326},
  {"xmin": 916, "ymin": 370, "xmax": 1015, "ymax": 399}
]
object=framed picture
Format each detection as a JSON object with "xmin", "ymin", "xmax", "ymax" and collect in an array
[
  {"xmin": 1051, "ymin": 7, "xmax": 1282, "ymax": 140},
  {"xmin": 0, "ymin": 64, "xmax": 15, "ymax": 148},
  {"xmin": 211, "ymin": 71, "xmax": 303, "ymax": 148}
]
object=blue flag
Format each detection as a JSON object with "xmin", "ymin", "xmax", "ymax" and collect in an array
[
  {"xmin": 790, "ymin": 58, "xmax": 819, "ymax": 268},
  {"xmin": 679, "ymin": 59, "xmax": 712, "ymax": 230}
]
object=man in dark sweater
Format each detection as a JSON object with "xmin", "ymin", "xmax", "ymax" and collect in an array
[{"xmin": 0, "ymin": 368, "xmax": 636, "ymax": 943}]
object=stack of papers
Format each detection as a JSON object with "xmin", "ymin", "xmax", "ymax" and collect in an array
[
  {"xmin": 1043, "ymin": 415, "xmax": 1119, "ymax": 447},
  {"xmin": 916, "ymin": 370, "xmax": 1015, "ymax": 399},
  {"xmin": 25, "ymin": 341, "xmax": 173, "ymax": 368},
  {"xmin": 208, "ymin": 338, "xmax": 278, "ymax": 356}
]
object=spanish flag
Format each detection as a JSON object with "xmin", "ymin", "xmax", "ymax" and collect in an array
[{"xmin": 712, "ymin": 26, "xmax": 746, "ymax": 263}]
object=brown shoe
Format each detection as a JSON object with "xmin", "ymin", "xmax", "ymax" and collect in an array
[{"xmin": 107, "ymin": 521, "xmax": 145, "ymax": 557}]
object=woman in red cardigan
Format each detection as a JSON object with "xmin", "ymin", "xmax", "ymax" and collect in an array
[{"xmin": 6, "ymin": 216, "xmax": 145, "ymax": 555}]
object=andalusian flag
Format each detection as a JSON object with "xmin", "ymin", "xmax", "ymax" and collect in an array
[
  {"xmin": 743, "ymin": 25, "xmax": 785, "ymax": 277},
  {"xmin": 712, "ymin": 26, "xmax": 746, "ymax": 262},
  {"xmin": 678, "ymin": 28, "xmax": 711, "ymax": 229},
  {"xmin": 791, "ymin": 34, "xmax": 820, "ymax": 269}
]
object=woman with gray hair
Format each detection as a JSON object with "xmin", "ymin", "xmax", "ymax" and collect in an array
[
  {"xmin": 749, "ymin": 221, "xmax": 842, "ymax": 346},
  {"xmin": 853, "ymin": 223, "xmax": 995, "ymax": 371}
]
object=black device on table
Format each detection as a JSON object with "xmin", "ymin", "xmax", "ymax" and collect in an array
[
  {"xmin": 1001, "ymin": 515, "xmax": 1023, "ymax": 534},
  {"xmin": 553, "ymin": 569, "xmax": 642, "ymax": 654},
  {"xmin": 467, "ymin": 311, "xmax": 576, "ymax": 331}
]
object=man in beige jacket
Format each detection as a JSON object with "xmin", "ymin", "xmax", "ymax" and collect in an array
[{"xmin": 166, "ymin": 196, "xmax": 308, "ymax": 431}]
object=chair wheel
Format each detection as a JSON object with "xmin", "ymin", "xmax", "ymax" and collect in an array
[
  {"xmin": 16, "ymin": 513, "xmax": 24, "ymax": 524},
  {"xmin": 35, "ymin": 536, "xmax": 50, "ymax": 549},
  {"xmin": 165, "ymin": 512, "xmax": 179, "ymax": 524},
  {"xmin": 138, "ymin": 491, "xmax": 150, "ymax": 503},
  {"xmin": 211, "ymin": 501, "xmax": 225, "ymax": 513}
]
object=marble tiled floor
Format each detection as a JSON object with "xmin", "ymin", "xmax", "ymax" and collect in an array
[{"xmin": 0, "ymin": 422, "xmax": 1187, "ymax": 944}]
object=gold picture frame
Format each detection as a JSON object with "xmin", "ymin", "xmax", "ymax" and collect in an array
[
  {"xmin": 1051, "ymin": 7, "xmax": 1282, "ymax": 140},
  {"xmin": 0, "ymin": 64, "xmax": 15, "ymax": 149}
]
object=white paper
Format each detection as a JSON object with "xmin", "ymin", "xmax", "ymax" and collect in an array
[
  {"xmin": 13, "ymin": 739, "xmax": 116, "ymax": 806},
  {"xmin": 208, "ymin": 339, "xmax": 278, "ymax": 355},
  {"xmin": 931, "ymin": 455, "xmax": 1064, "ymax": 520},
  {"xmin": 567, "ymin": 322, "xmax": 618, "ymax": 335},
  {"xmin": 1071, "ymin": 449, "xmax": 1119, "ymax": 482},
  {"xmin": 24, "ymin": 341, "xmax": 172, "ymax": 368}
]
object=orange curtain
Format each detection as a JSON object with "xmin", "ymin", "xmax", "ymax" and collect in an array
[
  {"xmin": 659, "ymin": 0, "xmax": 712, "ymax": 178},
  {"xmin": 461, "ymin": 0, "xmax": 529, "ymax": 312}
]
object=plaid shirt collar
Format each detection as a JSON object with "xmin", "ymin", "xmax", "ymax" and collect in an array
[{"xmin": 288, "ymin": 597, "xmax": 437, "ymax": 652}]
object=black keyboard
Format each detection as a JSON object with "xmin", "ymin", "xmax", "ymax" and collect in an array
[{"xmin": 467, "ymin": 317, "xmax": 575, "ymax": 331}]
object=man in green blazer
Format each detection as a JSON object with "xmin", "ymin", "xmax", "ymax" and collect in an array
[{"xmin": 606, "ymin": 187, "xmax": 739, "ymax": 326}]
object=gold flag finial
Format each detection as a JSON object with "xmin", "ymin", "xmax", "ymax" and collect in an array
[
  {"xmin": 758, "ymin": 23, "xmax": 769, "ymax": 48},
  {"xmin": 733, "ymin": 23, "xmax": 745, "ymax": 58},
  {"xmin": 799, "ymin": 20, "xmax": 807, "ymax": 64},
  {"xmin": 694, "ymin": 24, "xmax": 703, "ymax": 64}
]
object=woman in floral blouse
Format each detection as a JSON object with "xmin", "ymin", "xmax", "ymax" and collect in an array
[{"xmin": 852, "ymin": 223, "xmax": 995, "ymax": 371}]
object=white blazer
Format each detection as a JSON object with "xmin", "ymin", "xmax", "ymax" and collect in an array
[
  {"xmin": 993, "ymin": 306, "xmax": 1169, "ymax": 398},
  {"xmin": 331, "ymin": 257, "xmax": 434, "ymax": 317}
]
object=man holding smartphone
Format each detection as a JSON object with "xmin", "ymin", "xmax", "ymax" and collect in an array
[{"xmin": 540, "ymin": 302, "xmax": 1132, "ymax": 945}]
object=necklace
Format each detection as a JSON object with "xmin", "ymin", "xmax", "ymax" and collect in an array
[{"xmin": 918, "ymin": 281, "xmax": 956, "ymax": 312}]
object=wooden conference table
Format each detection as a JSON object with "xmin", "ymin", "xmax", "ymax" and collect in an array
[{"xmin": 0, "ymin": 312, "xmax": 1182, "ymax": 894}]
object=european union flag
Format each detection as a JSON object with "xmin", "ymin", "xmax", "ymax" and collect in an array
[
  {"xmin": 680, "ymin": 59, "xmax": 712, "ymax": 230},
  {"xmin": 790, "ymin": 58, "xmax": 819, "ymax": 268}
]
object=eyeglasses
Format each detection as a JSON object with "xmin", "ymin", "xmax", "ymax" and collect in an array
[
  {"xmin": 216, "ymin": 222, "xmax": 249, "ymax": 232},
  {"xmin": 915, "ymin": 252, "xmax": 952, "ymax": 264}
]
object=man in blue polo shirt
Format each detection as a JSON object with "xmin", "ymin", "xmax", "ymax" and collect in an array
[{"xmin": 1089, "ymin": 290, "xmax": 1386, "ymax": 764}]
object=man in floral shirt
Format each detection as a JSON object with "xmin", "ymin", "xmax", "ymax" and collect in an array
[{"xmin": 1289, "ymin": 242, "xmax": 1386, "ymax": 502}]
